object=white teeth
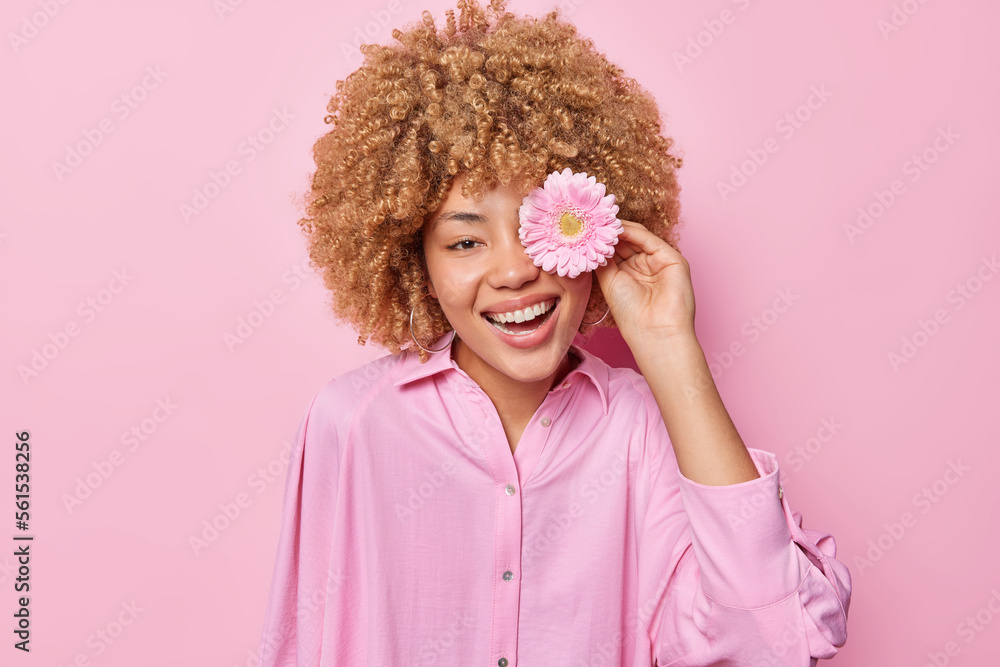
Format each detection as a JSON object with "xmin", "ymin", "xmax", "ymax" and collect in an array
[{"xmin": 485, "ymin": 298, "xmax": 555, "ymax": 324}]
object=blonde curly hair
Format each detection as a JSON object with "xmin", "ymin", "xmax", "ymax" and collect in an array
[{"xmin": 299, "ymin": 0, "xmax": 685, "ymax": 363}]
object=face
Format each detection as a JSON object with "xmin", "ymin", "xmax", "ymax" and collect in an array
[{"xmin": 421, "ymin": 172, "xmax": 593, "ymax": 393}]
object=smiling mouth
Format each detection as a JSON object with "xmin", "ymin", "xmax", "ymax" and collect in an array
[{"xmin": 482, "ymin": 298, "xmax": 559, "ymax": 336}]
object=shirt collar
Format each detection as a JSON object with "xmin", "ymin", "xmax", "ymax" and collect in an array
[{"xmin": 392, "ymin": 332, "xmax": 610, "ymax": 416}]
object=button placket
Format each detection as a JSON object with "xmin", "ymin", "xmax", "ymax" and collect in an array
[
  {"xmin": 511, "ymin": 390, "xmax": 568, "ymax": 487},
  {"xmin": 493, "ymin": 479, "xmax": 521, "ymax": 664},
  {"xmin": 450, "ymin": 369, "xmax": 522, "ymax": 663}
]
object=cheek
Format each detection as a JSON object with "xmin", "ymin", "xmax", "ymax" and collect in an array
[
  {"xmin": 567, "ymin": 275, "xmax": 594, "ymax": 304},
  {"xmin": 421, "ymin": 248, "xmax": 436, "ymax": 295},
  {"xmin": 431, "ymin": 267, "xmax": 481, "ymax": 308}
]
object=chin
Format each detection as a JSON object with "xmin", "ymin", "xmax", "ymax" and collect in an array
[
  {"xmin": 502, "ymin": 359, "xmax": 559, "ymax": 383},
  {"xmin": 457, "ymin": 329, "xmax": 560, "ymax": 378},
  {"xmin": 499, "ymin": 342, "xmax": 571, "ymax": 377}
]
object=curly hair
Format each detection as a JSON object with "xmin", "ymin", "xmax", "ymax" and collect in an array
[{"xmin": 299, "ymin": 0, "xmax": 685, "ymax": 363}]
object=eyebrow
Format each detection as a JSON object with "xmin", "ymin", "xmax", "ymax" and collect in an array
[{"xmin": 430, "ymin": 211, "xmax": 488, "ymax": 234}]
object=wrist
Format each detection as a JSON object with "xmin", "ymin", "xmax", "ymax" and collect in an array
[{"xmin": 630, "ymin": 328, "xmax": 704, "ymax": 365}]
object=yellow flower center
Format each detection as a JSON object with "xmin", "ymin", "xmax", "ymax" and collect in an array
[{"xmin": 559, "ymin": 211, "xmax": 583, "ymax": 237}]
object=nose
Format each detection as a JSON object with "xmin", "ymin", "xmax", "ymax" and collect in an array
[{"xmin": 488, "ymin": 227, "xmax": 540, "ymax": 289}]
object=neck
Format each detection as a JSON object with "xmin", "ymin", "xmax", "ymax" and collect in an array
[{"xmin": 452, "ymin": 339, "xmax": 580, "ymax": 420}]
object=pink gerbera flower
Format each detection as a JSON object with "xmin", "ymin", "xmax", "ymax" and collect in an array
[{"xmin": 518, "ymin": 168, "xmax": 623, "ymax": 279}]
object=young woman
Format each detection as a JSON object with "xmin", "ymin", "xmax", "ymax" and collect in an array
[{"xmin": 258, "ymin": 1, "xmax": 851, "ymax": 664}]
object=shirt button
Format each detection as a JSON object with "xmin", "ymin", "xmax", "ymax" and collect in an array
[
  {"xmin": 498, "ymin": 659, "xmax": 509, "ymax": 667},
  {"xmin": 540, "ymin": 417, "xmax": 551, "ymax": 427},
  {"xmin": 503, "ymin": 570, "xmax": 513, "ymax": 581},
  {"xmin": 505, "ymin": 484, "xmax": 516, "ymax": 496},
  {"xmin": 561, "ymin": 381, "xmax": 571, "ymax": 389},
  {"xmin": 778, "ymin": 485, "xmax": 784, "ymax": 500}
]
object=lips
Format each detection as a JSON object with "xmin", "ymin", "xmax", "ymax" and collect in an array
[
  {"xmin": 483, "ymin": 297, "xmax": 558, "ymax": 324},
  {"xmin": 480, "ymin": 296, "xmax": 561, "ymax": 349},
  {"xmin": 483, "ymin": 305, "xmax": 556, "ymax": 334},
  {"xmin": 481, "ymin": 295, "xmax": 560, "ymax": 318}
]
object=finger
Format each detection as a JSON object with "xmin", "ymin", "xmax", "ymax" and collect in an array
[
  {"xmin": 612, "ymin": 240, "xmax": 636, "ymax": 262},
  {"xmin": 610, "ymin": 220, "xmax": 644, "ymax": 261},
  {"xmin": 616, "ymin": 219, "xmax": 682, "ymax": 261},
  {"xmin": 593, "ymin": 252, "xmax": 618, "ymax": 294}
]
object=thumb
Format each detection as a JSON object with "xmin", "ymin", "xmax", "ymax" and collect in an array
[{"xmin": 594, "ymin": 258, "xmax": 617, "ymax": 292}]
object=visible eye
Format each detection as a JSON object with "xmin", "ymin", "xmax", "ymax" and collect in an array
[{"xmin": 446, "ymin": 237, "xmax": 482, "ymax": 251}]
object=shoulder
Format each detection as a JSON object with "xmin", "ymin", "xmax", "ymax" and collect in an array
[
  {"xmin": 572, "ymin": 348, "xmax": 675, "ymax": 487},
  {"xmin": 570, "ymin": 345, "xmax": 667, "ymax": 461},
  {"xmin": 576, "ymin": 345, "xmax": 659, "ymax": 418},
  {"xmin": 609, "ymin": 366, "xmax": 666, "ymax": 447},
  {"xmin": 303, "ymin": 350, "xmax": 409, "ymax": 439},
  {"xmin": 609, "ymin": 365, "xmax": 656, "ymax": 405}
]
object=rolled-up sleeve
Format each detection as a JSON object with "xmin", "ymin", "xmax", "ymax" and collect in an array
[{"xmin": 639, "ymin": 423, "xmax": 851, "ymax": 665}]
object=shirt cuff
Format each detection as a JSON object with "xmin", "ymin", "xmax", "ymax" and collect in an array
[{"xmin": 675, "ymin": 447, "xmax": 802, "ymax": 609}]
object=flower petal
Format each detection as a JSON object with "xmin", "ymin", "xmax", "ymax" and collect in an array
[{"xmin": 517, "ymin": 169, "xmax": 625, "ymax": 279}]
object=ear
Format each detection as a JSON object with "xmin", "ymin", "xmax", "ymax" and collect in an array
[{"xmin": 424, "ymin": 263, "xmax": 438, "ymax": 300}]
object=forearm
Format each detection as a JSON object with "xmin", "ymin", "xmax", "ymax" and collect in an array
[{"xmin": 631, "ymin": 332, "xmax": 759, "ymax": 486}]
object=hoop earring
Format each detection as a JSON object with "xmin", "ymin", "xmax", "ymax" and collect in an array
[
  {"xmin": 581, "ymin": 307, "xmax": 610, "ymax": 326},
  {"xmin": 409, "ymin": 307, "xmax": 456, "ymax": 354}
]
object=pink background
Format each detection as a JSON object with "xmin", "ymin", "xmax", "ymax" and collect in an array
[{"xmin": 3, "ymin": 0, "xmax": 998, "ymax": 664}]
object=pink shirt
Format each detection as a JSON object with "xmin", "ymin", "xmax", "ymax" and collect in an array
[{"xmin": 258, "ymin": 335, "xmax": 851, "ymax": 666}]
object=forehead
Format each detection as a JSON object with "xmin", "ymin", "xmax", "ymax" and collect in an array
[{"xmin": 428, "ymin": 174, "xmax": 537, "ymax": 232}]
